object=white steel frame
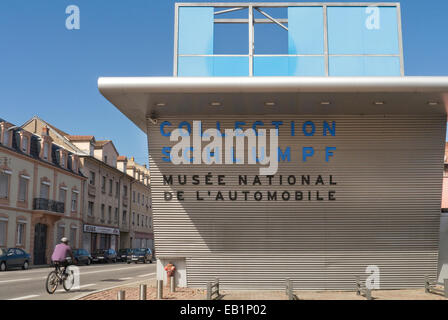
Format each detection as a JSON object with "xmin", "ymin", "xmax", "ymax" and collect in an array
[{"xmin": 173, "ymin": 2, "xmax": 404, "ymax": 77}]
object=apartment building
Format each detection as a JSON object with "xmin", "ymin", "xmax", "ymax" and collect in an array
[
  {"xmin": 126, "ymin": 157, "xmax": 152, "ymax": 249},
  {"xmin": 22, "ymin": 116, "xmax": 153, "ymax": 253},
  {"xmin": 0, "ymin": 119, "xmax": 85, "ymax": 265}
]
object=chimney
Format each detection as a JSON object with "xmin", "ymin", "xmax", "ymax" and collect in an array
[{"xmin": 42, "ymin": 126, "xmax": 50, "ymax": 136}]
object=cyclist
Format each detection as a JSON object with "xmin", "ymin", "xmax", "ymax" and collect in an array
[{"xmin": 51, "ymin": 237, "xmax": 74, "ymax": 275}]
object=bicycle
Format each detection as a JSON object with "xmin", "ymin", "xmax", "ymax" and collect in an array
[{"xmin": 45, "ymin": 258, "xmax": 75, "ymax": 294}]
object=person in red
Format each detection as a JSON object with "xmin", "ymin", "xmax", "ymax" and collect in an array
[{"xmin": 51, "ymin": 237, "xmax": 74, "ymax": 273}]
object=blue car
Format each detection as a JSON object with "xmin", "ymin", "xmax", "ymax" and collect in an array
[{"xmin": 0, "ymin": 248, "xmax": 31, "ymax": 271}]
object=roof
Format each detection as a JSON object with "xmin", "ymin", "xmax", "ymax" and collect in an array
[
  {"xmin": 67, "ymin": 135, "xmax": 96, "ymax": 142},
  {"xmin": 117, "ymin": 155, "xmax": 127, "ymax": 161},
  {"xmin": 23, "ymin": 116, "xmax": 70, "ymax": 137},
  {"xmin": 0, "ymin": 120, "xmax": 85, "ymax": 178},
  {"xmin": 94, "ymin": 140, "xmax": 119, "ymax": 156},
  {"xmin": 98, "ymin": 76, "xmax": 448, "ymax": 133}
]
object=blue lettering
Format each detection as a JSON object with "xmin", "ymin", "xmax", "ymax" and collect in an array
[
  {"xmin": 326, "ymin": 147, "xmax": 336, "ymax": 162},
  {"xmin": 160, "ymin": 121, "xmax": 172, "ymax": 137},
  {"xmin": 323, "ymin": 121, "xmax": 336, "ymax": 136},
  {"xmin": 302, "ymin": 121, "xmax": 315, "ymax": 136},
  {"xmin": 302, "ymin": 147, "xmax": 314, "ymax": 162},
  {"xmin": 278, "ymin": 147, "xmax": 291, "ymax": 162},
  {"xmin": 162, "ymin": 147, "xmax": 171, "ymax": 162}
]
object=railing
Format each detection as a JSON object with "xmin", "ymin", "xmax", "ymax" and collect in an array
[
  {"xmin": 33, "ymin": 198, "xmax": 65, "ymax": 214},
  {"xmin": 206, "ymin": 278, "xmax": 221, "ymax": 300},
  {"xmin": 425, "ymin": 276, "xmax": 448, "ymax": 297}
]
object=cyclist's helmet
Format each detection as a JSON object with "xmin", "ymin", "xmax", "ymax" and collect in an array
[{"xmin": 61, "ymin": 237, "xmax": 69, "ymax": 244}]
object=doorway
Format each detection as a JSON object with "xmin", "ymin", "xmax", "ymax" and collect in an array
[{"xmin": 33, "ymin": 223, "xmax": 47, "ymax": 265}]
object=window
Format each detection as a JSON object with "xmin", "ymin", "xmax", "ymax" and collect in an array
[
  {"xmin": 89, "ymin": 171, "xmax": 95, "ymax": 185},
  {"xmin": 0, "ymin": 173, "xmax": 9, "ymax": 199},
  {"xmin": 133, "ymin": 191, "xmax": 135, "ymax": 202},
  {"xmin": 104, "ymin": 156, "xmax": 108, "ymax": 164},
  {"xmin": 109, "ymin": 179, "xmax": 113, "ymax": 195},
  {"xmin": 59, "ymin": 188, "xmax": 67, "ymax": 205},
  {"xmin": 43, "ymin": 143, "xmax": 49, "ymax": 160},
  {"xmin": 0, "ymin": 221, "xmax": 7, "ymax": 246},
  {"xmin": 40, "ymin": 182, "xmax": 50, "ymax": 199},
  {"xmin": 22, "ymin": 136, "xmax": 28, "ymax": 152},
  {"xmin": 122, "ymin": 210, "xmax": 127, "ymax": 224},
  {"xmin": 101, "ymin": 204, "xmax": 105, "ymax": 220},
  {"xmin": 114, "ymin": 208, "xmax": 118, "ymax": 223},
  {"xmin": 137, "ymin": 214, "xmax": 140, "ymax": 226},
  {"xmin": 108, "ymin": 206, "xmax": 112, "ymax": 222},
  {"xmin": 142, "ymin": 195, "xmax": 145, "ymax": 206},
  {"xmin": 18, "ymin": 177, "xmax": 28, "ymax": 202},
  {"xmin": 101, "ymin": 176, "xmax": 106, "ymax": 192},
  {"xmin": 123, "ymin": 185, "xmax": 128, "ymax": 197},
  {"xmin": 88, "ymin": 201, "xmax": 94, "ymax": 216},
  {"xmin": 16, "ymin": 223, "xmax": 25, "ymax": 246},
  {"xmin": 132, "ymin": 212, "xmax": 135, "ymax": 225},
  {"xmin": 115, "ymin": 182, "xmax": 119, "ymax": 198},
  {"xmin": 137, "ymin": 193, "xmax": 140, "ymax": 204},
  {"xmin": 3, "ymin": 129, "xmax": 9, "ymax": 146},
  {"xmin": 71, "ymin": 191, "xmax": 78, "ymax": 212}
]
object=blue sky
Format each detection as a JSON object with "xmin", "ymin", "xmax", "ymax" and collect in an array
[{"xmin": 1, "ymin": 0, "xmax": 447, "ymax": 165}]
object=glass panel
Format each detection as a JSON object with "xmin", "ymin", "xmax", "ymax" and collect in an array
[
  {"xmin": 255, "ymin": 23, "xmax": 288, "ymax": 54},
  {"xmin": 178, "ymin": 7, "xmax": 214, "ymax": 55},
  {"xmin": 288, "ymin": 7, "xmax": 324, "ymax": 54},
  {"xmin": 329, "ymin": 56, "xmax": 401, "ymax": 76},
  {"xmin": 214, "ymin": 23, "xmax": 248, "ymax": 54},
  {"xmin": 328, "ymin": 6, "xmax": 400, "ymax": 54},
  {"xmin": 178, "ymin": 56, "xmax": 249, "ymax": 76},
  {"xmin": 254, "ymin": 56, "xmax": 325, "ymax": 76}
]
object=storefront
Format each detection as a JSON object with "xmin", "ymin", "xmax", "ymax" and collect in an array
[
  {"xmin": 133, "ymin": 231, "xmax": 154, "ymax": 251},
  {"xmin": 82, "ymin": 224, "xmax": 119, "ymax": 252},
  {"xmin": 98, "ymin": 3, "xmax": 448, "ymax": 289}
]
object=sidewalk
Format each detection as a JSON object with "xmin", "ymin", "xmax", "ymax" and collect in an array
[
  {"xmin": 78, "ymin": 280, "xmax": 448, "ymax": 300},
  {"xmin": 79, "ymin": 279, "xmax": 206, "ymax": 300}
]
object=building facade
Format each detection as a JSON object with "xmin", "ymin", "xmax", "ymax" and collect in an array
[
  {"xmin": 99, "ymin": 3, "xmax": 448, "ymax": 289},
  {"xmin": 22, "ymin": 116, "xmax": 154, "ymax": 255},
  {"xmin": 0, "ymin": 119, "xmax": 85, "ymax": 265},
  {"xmin": 126, "ymin": 157, "xmax": 153, "ymax": 249}
]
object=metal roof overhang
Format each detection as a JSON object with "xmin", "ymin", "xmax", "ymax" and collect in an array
[{"xmin": 98, "ymin": 76, "xmax": 448, "ymax": 133}]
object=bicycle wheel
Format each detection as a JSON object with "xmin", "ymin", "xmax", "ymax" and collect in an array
[
  {"xmin": 63, "ymin": 270, "xmax": 74, "ymax": 292},
  {"xmin": 46, "ymin": 271, "xmax": 59, "ymax": 294}
]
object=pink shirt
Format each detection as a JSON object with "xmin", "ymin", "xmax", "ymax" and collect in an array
[{"xmin": 51, "ymin": 243, "xmax": 72, "ymax": 262}]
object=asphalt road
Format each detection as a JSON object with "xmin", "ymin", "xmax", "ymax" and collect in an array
[{"xmin": 0, "ymin": 261, "xmax": 157, "ymax": 300}]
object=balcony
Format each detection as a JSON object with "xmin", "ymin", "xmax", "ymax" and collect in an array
[{"xmin": 33, "ymin": 198, "xmax": 65, "ymax": 214}]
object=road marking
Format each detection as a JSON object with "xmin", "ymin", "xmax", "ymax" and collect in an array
[
  {"xmin": 8, "ymin": 294, "xmax": 40, "ymax": 300},
  {"xmin": 138, "ymin": 272, "xmax": 156, "ymax": 277},
  {"xmin": 57, "ymin": 283, "xmax": 97, "ymax": 292},
  {"xmin": 0, "ymin": 278, "xmax": 32, "ymax": 284},
  {"xmin": 119, "ymin": 277, "xmax": 133, "ymax": 280},
  {"xmin": 80, "ymin": 265, "xmax": 151, "ymax": 276}
]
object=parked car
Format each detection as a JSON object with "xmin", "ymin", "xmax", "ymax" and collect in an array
[
  {"xmin": 91, "ymin": 249, "xmax": 117, "ymax": 263},
  {"xmin": 117, "ymin": 248, "xmax": 132, "ymax": 262},
  {"xmin": 127, "ymin": 248, "xmax": 153, "ymax": 264},
  {"xmin": 72, "ymin": 249, "xmax": 92, "ymax": 265},
  {"xmin": 0, "ymin": 248, "xmax": 31, "ymax": 271}
]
